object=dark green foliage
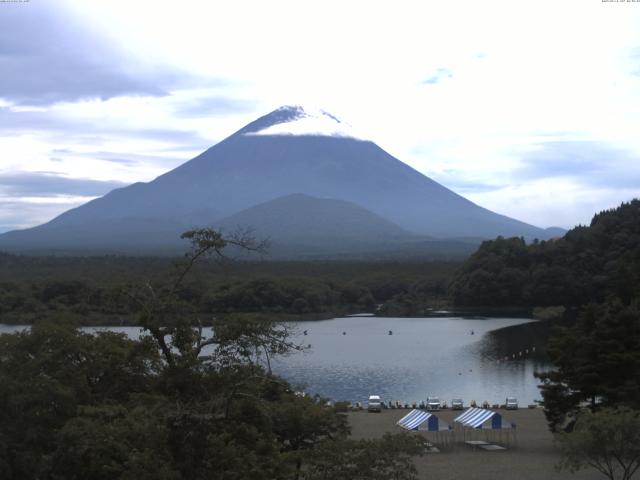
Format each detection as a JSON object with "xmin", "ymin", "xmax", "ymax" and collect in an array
[
  {"xmin": 51, "ymin": 403, "xmax": 182, "ymax": 480},
  {"xmin": 0, "ymin": 253, "xmax": 458, "ymax": 323},
  {"xmin": 448, "ymin": 201, "xmax": 640, "ymax": 439},
  {"xmin": 450, "ymin": 199, "xmax": 640, "ymax": 307},
  {"xmin": 557, "ymin": 407, "xmax": 640, "ymax": 480},
  {"xmin": 536, "ymin": 300, "xmax": 640, "ymax": 431},
  {"xmin": 301, "ymin": 433, "xmax": 426, "ymax": 480},
  {"xmin": 0, "ymin": 229, "xmax": 426, "ymax": 479},
  {"xmin": 0, "ymin": 318, "xmax": 160, "ymax": 479}
]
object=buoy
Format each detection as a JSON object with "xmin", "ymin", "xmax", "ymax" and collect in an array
[
  {"xmin": 532, "ymin": 346, "xmax": 536, "ymax": 352},
  {"xmin": 342, "ymin": 331, "xmax": 346, "ymax": 335},
  {"xmin": 470, "ymin": 330, "xmax": 474, "ymax": 335},
  {"xmin": 389, "ymin": 330, "xmax": 393, "ymax": 335},
  {"xmin": 303, "ymin": 330, "xmax": 308, "ymax": 336}
]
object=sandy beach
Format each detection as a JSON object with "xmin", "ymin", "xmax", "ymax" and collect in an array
[{"xmin": 348, "ymin": 408, "xmax": 611, "ymax": 480}]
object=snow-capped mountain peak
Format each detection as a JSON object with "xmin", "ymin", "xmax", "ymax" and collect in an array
[{"xmin": 239, "ymin": 105, "xmax": 365, "ymax": 139}]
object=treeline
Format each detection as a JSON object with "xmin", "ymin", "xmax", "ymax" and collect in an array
[
  {"xmin": 447, "ymin": 200, "xmax": 640, "ymax": 432},
  {"xmin": 537, "ymin": 299, "xmax": 640, "ymax": 431},
  {"xmin": 0, "ymin": 255, "xmax": 457, "ymax": 324},
  {"xmin": 0, "ymin": 229, "xmax": 429, "ymax": 480},
  {"xmin": 0, "ymin": 319, "xmax": 426, "ymax": 480},
  {"xmin": 450, "ymin": 200, "xmax": 640, "ymax": 308}
]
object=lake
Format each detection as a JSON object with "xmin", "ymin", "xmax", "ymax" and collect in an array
[
  {"xmin": 271, "ymin": 315, "xmax": 551, "ymax": 405},
  {"xmin": 0, "ymin": 315, "xmax": 552, "ymax": 406}
]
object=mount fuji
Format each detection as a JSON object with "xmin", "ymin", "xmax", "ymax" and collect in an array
[{"xmin": 0, "ymin": 105, "xmax": 560, "ymax": 257}]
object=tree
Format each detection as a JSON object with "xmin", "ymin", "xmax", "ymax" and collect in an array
[
  {"xmin": 51, "ymin": 403, "xmax": 181, "ymax": 480},
  {"xmin": 450, "ymin": 199, "xmax": 640, "ymax": 309},
  {"xmin": 270, "ymin": 393, "xmax": 349, "ymax": 479},
  {"xmin": 301, "ymin": 433, "xmax": 426, "ymax": 480},
  {"xmin": 127, "ymin": 228, "xmax": 274, "ymax": 370},
  {"xmin": 0, "ymin": 317, "xmax": 160, "ymax": 479},
  {"xmin": 557, "ymin": 407, "xmax": 640, "ymax": 480},
  {"xmin": 536, "ymin": 301, "xmax": 640, "ymax": 431},
  {"xmin": 0, "ymin": 228, "xmax": 427, "ymax": 479}
]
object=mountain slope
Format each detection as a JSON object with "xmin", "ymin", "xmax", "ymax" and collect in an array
[
  {"xmin": 218, "ymin": 193, "xmax": 414, "ymax": 241},
  {"xmin": 0, "ymin": 105, "xmax": 556, "ymax": 255},
  {"xmin": 450, "ymin": 199, "xmax": 640, "ymax": 307},
  {"xmin": 216, "ymin": 193, "xmax": 422, "ymax": 257}
]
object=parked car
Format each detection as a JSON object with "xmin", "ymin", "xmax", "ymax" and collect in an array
[
  {"xmin": 426, "ymin": 396, "xmax": 441, "ymax": 411},
  {"xmin": 451, "ymin": 398, "xmax": 464, "ymax": 410},
  {"xmin": 368, "ymin": 395, "xmax": 382, "ymax": 412},
  {"xmin": 505, "ymin": 397, "xmax": 518, "ymax": 410}
]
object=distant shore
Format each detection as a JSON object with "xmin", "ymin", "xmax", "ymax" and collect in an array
[
  {"xmin": 0, "ymin": 309, "xmax": 539, "ymax": 327},
  {"xmin": 347, "ymin": 408, "xmax": 604, "ymax": 480}
]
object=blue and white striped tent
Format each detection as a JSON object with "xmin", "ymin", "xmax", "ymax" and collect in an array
[
  {"xmin": 454, "ymin": 407, "xmax": 507, "ymax": 429},
  {"xmin": 397, "ymin": 409, "xmax": 449, "ymax": 432},
  {"xmin": 453, "ymin": 407, "xmax": 516, "ymax": 445}
]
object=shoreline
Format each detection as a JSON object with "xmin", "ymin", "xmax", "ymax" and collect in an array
[{"xmin": 0, "ymin": 307, "xmax": 544, "ymax": 327}]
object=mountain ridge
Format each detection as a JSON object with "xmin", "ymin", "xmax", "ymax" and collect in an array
[{"xmin": 0, "ymin": 106, "xmax": 563, "ymax": 257}]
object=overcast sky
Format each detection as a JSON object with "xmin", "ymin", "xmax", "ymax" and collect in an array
[{"xmin": 1, "ymin": 0, "xmax": 639, "ymax": 233}]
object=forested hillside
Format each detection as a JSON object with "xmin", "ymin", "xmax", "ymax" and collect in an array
[
  {"xmin": 450, "ymin": 200, "xmax": 640, "ymax": 307},
  {"xmin": 0, "ymin": 230, "xmax": 426, "ymax": 480},
  {"xmin": 0, "ymin": 255, "xmax": 456, "ymax": 324},
  {"xmin": 447, "ymin": 201, "xmax": 640, "ymax": 432}
]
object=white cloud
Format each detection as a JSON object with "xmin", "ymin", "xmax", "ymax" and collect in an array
[
  {"xmin": 466, "ymin": 179, "xmax": 639, "ymax": 229},
  {"xmin": 1, "ymin": 0, "xmax": 639, "ymax": 230}
]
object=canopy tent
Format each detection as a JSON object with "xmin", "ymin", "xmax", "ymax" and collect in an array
[
  {"xmin": 453, "ymin": 408, "xmax": 516, "ymax": 445},
  {"xmin": 397, "ymin": 409, "xmax": 448, "ymax": 432},
  {"xmin": 397, "ymin": 409, "xmax": 452, "ymax": 446},
  {"xmin": 454, "ymin": 407, "xmax": 509, "ymax": 429}
]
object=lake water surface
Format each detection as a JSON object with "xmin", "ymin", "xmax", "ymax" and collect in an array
[
  {"xmin": 0, "ymin": 315, "xmax": 552, "ymax": 406},
  {"xmin": 271, "ymin": 316, "xmax": 551, "ymax": 405}
]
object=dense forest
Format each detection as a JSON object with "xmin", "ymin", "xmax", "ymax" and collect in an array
[
  {"xmin": 448, "ymin": 200, "xmax": 640, "ymax": 434},
  {"xmin": 0, "ymin": 230, "xmax": 426, "ymax": 479},
  {"xmin": 1, "ymin": 203, "xmax": 640, "ymax": 477},
  {"xmin": 3, "ymin": 200, "xmax": 639, "ymax": 324},
  {"xmin": 450, "ymin": 200, "xmax": 640, "ymax": 308},
  {"xmin": 0, "ymin": 254, "xmax": 456, "ymax": 324}
]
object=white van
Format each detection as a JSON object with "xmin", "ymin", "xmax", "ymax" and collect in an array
[
  {"xmin": 368, "ymin": 395, "xmax": 382, "ymax": 412},
  {"xmin": 505, "ymin": 397, "xmax": 518, "ymax": 410},
  {"xmin": 426, "ymin": 396, "xmax": 441, "ymax": 411}
]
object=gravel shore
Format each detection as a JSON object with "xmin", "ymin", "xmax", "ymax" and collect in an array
[{"xmin": 348, "ymin": 408, "xmax": 610, "ymax": 480}]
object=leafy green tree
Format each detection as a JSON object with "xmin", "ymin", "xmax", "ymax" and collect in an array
[
  {"xmin": 302, "ymin": 433, "xmax": 426, "ymax": 480},
  {"xmin": 450, "ymin": 199, "xmax": 640, "ymax": 308},
  {"xmin": 51, "ymin": 403, "xmax": 181, "ymax": 480},
  {"xmin": 0, "ymin": 228, "xmax": 428, "ymax": 479},
  {"xmin": 0, "ymin": 318, "xmax": 159, "ymax": 479},
  {"xmin": 270, "ymin": 393, "xmax": 349, "ymax": 479},
  {"xmin": 536, "ymin": 301, "xmax": 640, "ymax": 431},
  {"xmin": 557, "ymin": 407, "xmax": 640, "ymax": 480}
]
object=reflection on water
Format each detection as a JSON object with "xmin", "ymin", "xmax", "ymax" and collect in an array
[
  {"xmin": 272, "ymin": 316, "xmax": 552, "ymax": 405},
  {"xmin": 0, "ymin": 324, "xmax": 29, "ymax": 335},
  {"xmin": 0, "ymin": 316, "xmax": 553, "ymax": 405}
]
